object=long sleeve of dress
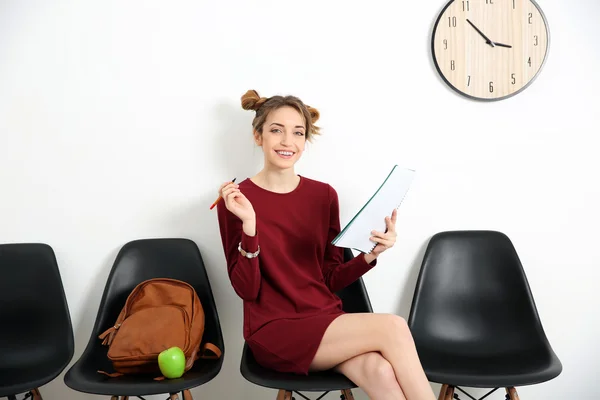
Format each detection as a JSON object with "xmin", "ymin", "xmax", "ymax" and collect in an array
[
  {"xmin": 216, "ymin": 201, "xmax": 262, "ymax": 301},
  {"xmin": 321, "ymin": 185, "xmax": 377, "ymax": 293}
]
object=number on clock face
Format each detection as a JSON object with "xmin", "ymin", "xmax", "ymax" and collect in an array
[{"xmin": 432, "ymin": 0, "xmax": 549, "ymax": 100}]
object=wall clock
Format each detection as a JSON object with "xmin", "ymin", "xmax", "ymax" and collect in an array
[{"xmin": 432, "ymin": 0, "xmax": 550, "ymax": 101}]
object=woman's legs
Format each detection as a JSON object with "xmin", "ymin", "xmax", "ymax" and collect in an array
[
  {"xmin": 335, "ymin": 352, "xmax": 406, "ymax": 400},
  {"xmin": 309, "ymin": 313, "xmax": 435, "ymax": 400}
]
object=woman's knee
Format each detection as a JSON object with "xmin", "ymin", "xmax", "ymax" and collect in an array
[
  {"xmin": 361, "ymin": 352, "xmax": 398, "ymax": 389},
  {"xmin": 381, "ymin": 314, "xmax": 413, "ymax": 343}
]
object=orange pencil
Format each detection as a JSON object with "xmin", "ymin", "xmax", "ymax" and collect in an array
[{"xmin": 210, "ymin": 178, "xmax": 236, "ymax": 210}]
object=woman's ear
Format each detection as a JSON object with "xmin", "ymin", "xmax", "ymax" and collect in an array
[{"xmin": 253, "ymin": 130, "xmax": 262, "ymax": 146}]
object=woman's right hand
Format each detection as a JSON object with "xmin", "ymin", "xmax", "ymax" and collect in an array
[{"xmin": 219, "ymin": 181, "xmax": 256, "ymax": 223}]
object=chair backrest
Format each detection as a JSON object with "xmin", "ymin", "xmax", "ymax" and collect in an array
[
  {"xmin": 87, "ymin": 238, "xmax": 224, "ymax": 355},
  {"xmin": 0, "ymin": 243, "xmax": 74, "ymax": 367},
  {"xmin": 408, "ymin": 231, "xmax": 551, "ymax": 356},
  {"xmin": 335, "ymin": 248, "xmax": 374, "ymax": 314}
]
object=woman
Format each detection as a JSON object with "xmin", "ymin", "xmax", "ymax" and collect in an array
[{"xmin": 216, "ymin": 90, "xmax": 436, "ymax": 400}]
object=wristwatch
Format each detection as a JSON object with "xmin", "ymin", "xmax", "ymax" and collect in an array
[{"xmin": 238, "ymin": 242, "xmax": 260, "ymax": 258}]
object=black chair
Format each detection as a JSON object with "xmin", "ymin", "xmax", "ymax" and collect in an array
[
  {"xmin": 64, "ymin": 238, "xmax": 224, "ymax": 400},
  {"xmin": 0, "ymin": 243, "xmax": 74, "ymax": 400},
  {"xmin": 407, "ymin": 231, "xmax": 562, "ymax": 400},
  {"xmin": 240, "ymin": 248, "xmax": 371, "ymax": 400}
]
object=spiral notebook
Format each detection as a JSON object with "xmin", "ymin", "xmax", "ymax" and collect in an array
[{"xmin": 332, "ymin": 165, "xmax": 415, "ymax": 254}]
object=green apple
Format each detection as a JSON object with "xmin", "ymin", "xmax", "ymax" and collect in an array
[{"xmin": 158, "ymin": 346, "xmax": 186, "ymax": 379}]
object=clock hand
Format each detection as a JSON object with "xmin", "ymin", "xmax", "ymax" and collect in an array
[
  {"xmin": 493, "ymin": 42, "xmax": 512, "ymax": 48},
  {"xmin": 466, "ymin": 19, "xmax": 495, "ymax": 47}
]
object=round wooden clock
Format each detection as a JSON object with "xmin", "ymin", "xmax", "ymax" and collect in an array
[{"xmin": 432, "ymin": 0, "xmax": 550, "ymax": 101}]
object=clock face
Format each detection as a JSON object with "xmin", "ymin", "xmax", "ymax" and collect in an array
[{"xmin": 432, "ymin": 0, "xmax": 550, "ymax": 101}]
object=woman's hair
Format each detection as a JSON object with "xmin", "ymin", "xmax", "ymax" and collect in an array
[{"xmin": 241, "ymin": 89, "xmax": 321, "ymax": 142}]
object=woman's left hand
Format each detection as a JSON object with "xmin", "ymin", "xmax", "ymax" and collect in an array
[{"xmin": 370, "ymin": 209, "xmax": 398, "ymax": 257}]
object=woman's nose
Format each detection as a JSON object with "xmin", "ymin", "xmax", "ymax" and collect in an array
[{"xmin": 280, "ymin": 132, "xmax": 292, "ymax": 145}]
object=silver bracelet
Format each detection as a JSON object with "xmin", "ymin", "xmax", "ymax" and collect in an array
[{"xmin": 238, "ymin": 242, "xmax": 260, "ymax": 258}]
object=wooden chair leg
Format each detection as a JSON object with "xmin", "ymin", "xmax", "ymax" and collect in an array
[
  {"xmin": 341, "ymin": 389, "xmax": 355, "ymax": 399},
  {"xmin": 31, "ymin": 388, "xmax": 42, "ymax": 400},
  {"xmin": 443, "ymin": 385, "xmax": 455, "ymax": 400},
  {"xmin": 438, "ymin": 384, "xmax": 449, "ymax": 400},
  {"xmin": 276, "ymin": 389, "xmax": 293, "ymax": 400},
  {"xmin": 183, "ymin": 389, "xmax": 194, "ymax": 400},
  {"xmin": 506, "ymin": 387, "xmax": 520, "ymax": 400}
]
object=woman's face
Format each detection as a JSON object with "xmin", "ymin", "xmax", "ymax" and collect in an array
[{"xmin": 255, "ymin": 106, "xmax": 307, "ymax": 171}]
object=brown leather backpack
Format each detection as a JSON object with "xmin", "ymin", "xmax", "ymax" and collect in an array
[{"xmin": 97, "ymin": 278, "xmax": 221, "ymax": 381}]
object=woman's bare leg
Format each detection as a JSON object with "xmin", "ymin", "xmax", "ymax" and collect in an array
[
  {"xmin": 335, "ymin": 352, "xmax": 406, "ymax": 400},
  {"xmin": 309, "ymin": 313, "xmax": 435, "ymax": 400}
]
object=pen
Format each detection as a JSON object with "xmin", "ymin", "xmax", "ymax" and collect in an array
[{"xmin": 210, "ymin": 178, "xmax": 236, "ymax": 210}]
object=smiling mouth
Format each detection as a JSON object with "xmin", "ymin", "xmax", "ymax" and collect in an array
[{"xmin": 275, "ymin": 150, "xmax": 295, "ymax": 158}]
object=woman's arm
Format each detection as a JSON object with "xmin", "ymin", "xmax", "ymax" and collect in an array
[
  {"xmin": 216, "ymin": 201, "xmax": 262, "ymax": 301},
  {"xmin": 321, "ymin": 185, "xmax": 378, "ymax": 293}
]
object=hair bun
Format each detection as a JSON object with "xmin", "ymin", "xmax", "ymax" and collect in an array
[
  {"xmin": 241, "ymin": 89, "xmax": 268, "ymax": 111},
  {"xmin": 307, "ymin": 105, "xmax": 320, "ymax": 124}
]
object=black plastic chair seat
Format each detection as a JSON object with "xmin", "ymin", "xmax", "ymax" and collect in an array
[
  {"xmin": 65, "ymin": 352, "xmax": 222, "ymax": 396},
  {"xmin": 417, "ymin": 346, "xmax": 562, "ymax": 387},
  {"xmin": 0, "ymin": 243, "xmax": 74, "ymax": 397},
  {"xmin": 64, "ymin": 238, "xmax": 224, "ymax": 397},
  {"xmin": 241, "ymin": 345, "xmax": 356, "ymax": 392},
  {"xmin": 0, "ymin": 361, "xmax": 71, "ymax": 397},
  {"xmin": 408, "ymin": 230, "xmax": 562, "ymax": 391}
]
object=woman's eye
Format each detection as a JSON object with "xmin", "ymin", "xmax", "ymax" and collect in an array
[{"xmin": 295, "ymin": 131, "xmax": 305, "ymax": 136}]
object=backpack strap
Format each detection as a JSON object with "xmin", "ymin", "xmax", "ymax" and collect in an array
[
  {"xmin": 198, "ymin": 343, "xmax": 222, "ymax": 359},
  {"xmin": 97, "ymin": 370, "xmax": 124, "ymax": 378}
]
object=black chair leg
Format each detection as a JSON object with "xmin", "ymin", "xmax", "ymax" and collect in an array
[
  {"xmin": 340, "ymin": 389, "xmax": 354, "ymax": 399},
  {"xmin": 18, "ymin": 388, "xmax": 43, "ymax": 400},
  {"xmin": 105, "ymin": 393, "xmax": 191, "ymax": 400},
  {"xmin": 437, "ymin": 385, "xmax": 519, "ymax": 400}
]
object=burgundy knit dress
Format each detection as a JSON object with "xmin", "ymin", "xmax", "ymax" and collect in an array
[{"xmin": 217, "ymin": 176, "xmax": 377, "ymax": 375}]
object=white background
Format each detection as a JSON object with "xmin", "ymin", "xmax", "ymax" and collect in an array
[{"xmin": 1, "ymin": 0, "xmax": 598, "ymax": 399}]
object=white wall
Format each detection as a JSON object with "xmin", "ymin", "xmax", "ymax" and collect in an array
[{"xmin": 1, "ymin": 0, "xmax": 598, "ymax": 399}]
